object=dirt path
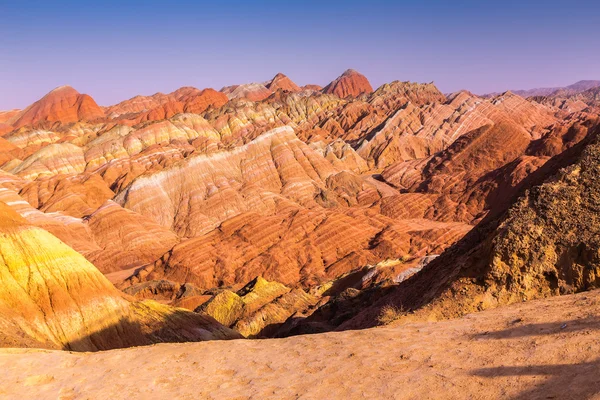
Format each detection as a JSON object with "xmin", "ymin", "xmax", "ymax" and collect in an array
[{"xmin": 3, "ymin": 290, "xmax": 600, "ymax": 399}]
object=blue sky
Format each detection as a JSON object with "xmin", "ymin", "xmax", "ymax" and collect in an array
[{"xmin": 1, "ymin": 0, "xmax": 599, "ymax": 109}]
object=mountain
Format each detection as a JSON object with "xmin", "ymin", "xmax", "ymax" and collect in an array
[
  {"xmin": 331, "ymin": 118, "xmax": 600, "ymax": 331},
  {"xmin": 220, "ymin": 73, "xmax": 302, "ymax": 101},
  {"xmin": 547, "ymin": 80, "xmax": 600, "ymax": 97},
  {"xmin": 0, "ymin": 109, "xmax": 20, "ymax": 124},
  {"xmin": 266, "ymin": 72, "xmax": 301, "ymax": 92},
  {"xmin": 302, "ymin": 84, "xmax": 323, "ymax": 91},
  {"xmin": 105, "ymin": 87, "xmax": 228, "ymax": 124},
  {"xmin": 322, "ymin": 69, "xmax": 374, "ymax": 98},
  {"xmin": 10, "ymin": 86, "xmax": 104, "ymax": 129},
  {"xmin": 485, "ymin": 80, "xmax": 600, "ymax": 98}
]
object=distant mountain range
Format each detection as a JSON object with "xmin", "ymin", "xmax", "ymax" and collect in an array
[{"xmin": 484, "ymin": 79, "xmax": 600, "ymax": 98}]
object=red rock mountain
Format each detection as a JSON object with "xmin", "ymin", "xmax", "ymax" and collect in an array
[
  {"xmin": 11, "ymin": 86, "xmax": 104, "ymax": 129},
  {"xmin": 267, "ymin": 73, "xmax": 301, "ymax": 92},
  {"xmin": 105, "ymin": 87, "xmax": 228, "ymax": 124},
  {"xmin": 323, "ymin": 69, "xmax": 374, "ymax": 98}
]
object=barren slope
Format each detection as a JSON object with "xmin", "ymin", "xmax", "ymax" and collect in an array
[{"xmin": 2, "ymin": 289, "xmax": 600, "ymax": 399}]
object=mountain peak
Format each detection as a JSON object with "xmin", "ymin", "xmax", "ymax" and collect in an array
[
  {"xmin": 12, "ymin": 85, "xmax": 103, "ymax": 129},
  {"xmin": 267, "ymin": 73, "xmax": 300, "ymax": 92},
  {"xmin": 323, "ymin": 69, "xmax": 373, "ymax": 98},
  {"xmin": 49, "ymin": 84, "xmax": 77, "ymax": 93},
  {"xmin": 342, "ymin": 68, "xmax": 360, "ymax": 76}
]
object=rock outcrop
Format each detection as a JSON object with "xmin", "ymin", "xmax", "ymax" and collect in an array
[{"xmin": 197, "ymin": 276, "xmax": 317, "ymax": 338}]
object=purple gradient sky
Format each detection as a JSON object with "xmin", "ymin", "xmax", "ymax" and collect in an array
[{"xmin": 1, "ymin": 0, "xmax": 599, "ymax": 109}]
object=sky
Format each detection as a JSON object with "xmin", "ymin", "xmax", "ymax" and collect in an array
[{"xmin": 1, "ymin": 0, "xmax": 599, "ymax": 109}]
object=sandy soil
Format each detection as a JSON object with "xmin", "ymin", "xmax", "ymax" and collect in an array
[
  {"xmin": 105, "ymin": 266, "xmax": 142, "ymax": 284},
  {"xmin": 3, "ymin": 290, "xmax": 600, "ymax": 399}
]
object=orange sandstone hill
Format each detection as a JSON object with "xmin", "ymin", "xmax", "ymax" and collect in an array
[
  {"xmin": 105, "ymin": 87, "xmax": 228, "ymax": 124},
  {"xmin": 0, "ymin": 202, "xmax": 239, "ymax": 351},
  {"xmin": 220, "ymin": 73, "xmax": 303, "ymax": 101},
  {"xmin": 9, "ymin": 86, "xmax": 104, "ymax": 129},
  {"xmin": 323, "ymin": 69, "xmax": 374, "ymax": 98},
  {"xmin": 267, "ymin": 72, "xmax": 302, "ymax": 92},
  {"xmin": 267, "ymin": 72, "xmax": 301, "ymax": 92}
]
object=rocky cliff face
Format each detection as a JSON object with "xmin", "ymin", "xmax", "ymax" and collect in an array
[{"xmin": 487, "ymin": 133, "xmax": 600, "ymax": 299}]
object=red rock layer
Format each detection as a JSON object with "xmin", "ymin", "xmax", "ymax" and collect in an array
[
  {"xmin": 19, "ymin": 173, "xmax": 114, "ymax": 217},
  {"xmin": 302, "ymin": 84, "xmax": 323, "ymax": 91},
  {"xmin": 124, "ymin": 209, "xmax": 471, "ymax": 291},
  {"xmin": 357, "ymin": 90, "xmax": 555, "ymax": 168},
  {"xmin": 0, "ymin": 109, "xmax": 21, "ymax": 124},
  {"xmin": 183, "ymin": 88, "xmax": 228, "ymax": 113},
  {"xmin": 84, "ymin": 201, "xmax": 180, "ymax": 273},
  {"xmin": 0, "ymin": 137, "xmax": 22, "ymax": 165},
  {"xmin": 115, "ymin": 126, "xmax": 347, "ymax": 236},
  {"xmin": 379, "ymin": 113, "xmax": 592, "ymax": 225}
]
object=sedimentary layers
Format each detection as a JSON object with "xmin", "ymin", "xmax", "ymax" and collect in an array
[
  {"xmin": 1, "ymin": 71, "xmax": 599, "ymax": 342},
  {"xmin": 0, "ymin": 202, "xmax": 238, "ymax": 351}
]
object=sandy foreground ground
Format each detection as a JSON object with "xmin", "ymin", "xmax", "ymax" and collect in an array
[{"xmin": 3, "ymin": 290, "xmax": 600, "ymax": 400}]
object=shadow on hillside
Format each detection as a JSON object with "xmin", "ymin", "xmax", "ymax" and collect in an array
[
  {"xmin": 472, "ymin": 359, "xmax": 600, "ymax": 399},
  {"xmin": 272, "ymin": 284, "xmax": 398, "ymax": 337},
  {"xmin": 471, "ymin": 315, "xmax": 600, "ymax": 399},
  {"xmin": 472, "ymin": 316, "xmax": 600, "ymax": 340},
  {"xmin": 320, "ymin": 125, "xmax": 600, "ymax": 331},
  {"xmin": 64, "ymin": 316, "xmax": 147, "ymax": 352},
  {"xmin": 63, "ymin": 308, "xmax": 237, "ymax": 352}
]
